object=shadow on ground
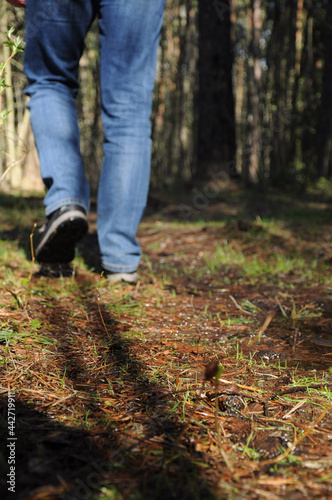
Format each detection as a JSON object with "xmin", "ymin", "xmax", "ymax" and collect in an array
[{"xmin": 0, "ymin": 276, "xmax": 215, "ymax": 500}]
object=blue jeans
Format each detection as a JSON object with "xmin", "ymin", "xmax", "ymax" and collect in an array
[{"xmin": 24, "ymin": 0, "xmax": 165, "ymax": 273}]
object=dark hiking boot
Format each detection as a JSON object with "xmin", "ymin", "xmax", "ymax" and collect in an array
[{"xmin": 35, "ymin": 204, "xmax": 88, "ymax": 263}]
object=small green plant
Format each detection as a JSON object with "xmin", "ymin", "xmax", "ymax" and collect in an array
[
  {"xmin": 0, "ymin": 27, "xmax": 24, "ymax": 126},
  {"xmin": 0, "ymin": 27, "xmax": 24, "ymax": 188}
]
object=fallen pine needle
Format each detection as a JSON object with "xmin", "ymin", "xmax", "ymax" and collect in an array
[
  {"xmin": 218, "ymin": 379, "xmax": 264, "ymax": 393},
  {"xmin": 45, "ymin": 392, "xmax": 79, "ymax": 407},
  {"xmin": 229, "ymin": 295, "xmax": 254, "ymax": 315},
  {"xmin": 282, "ymin": 398, "xmax": 308, "ymax": 419},
  {"xmin": 221, "ymin": 366, "xmax": 246, "ymax": 377},
  {"xmin": 251, "ymin": 311, "xmax": 276, "ymax": 343}
]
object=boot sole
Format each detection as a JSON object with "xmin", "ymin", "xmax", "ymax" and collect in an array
[
  {"xmin": 107, "ymin": 271, "xmax": 138, "ymax": 284},
  {"xmin": 36, "ymin": 211, "xmax": 88, "ymax": 263}
]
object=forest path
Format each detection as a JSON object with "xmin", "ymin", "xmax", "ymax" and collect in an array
[{"xmin": 0, "ymin": 188, "xmax": 331, "ymax": 499}]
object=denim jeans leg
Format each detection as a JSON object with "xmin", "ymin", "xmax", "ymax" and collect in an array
[
  {"xmin": 97, "ymin": 0, "xmax": 166, "ymax": 273},
  {"xmin": 23, "ymin": 0, "xmax": 95, "ymax": 216}
]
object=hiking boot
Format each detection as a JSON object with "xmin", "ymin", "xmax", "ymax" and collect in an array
[
  {"xmin": 106, "ymin": 271, "xmax": 138, "ymax": 284},
  {"xmin": 35, "ymin": 204, "xmax": 88, "ymax": 263}
]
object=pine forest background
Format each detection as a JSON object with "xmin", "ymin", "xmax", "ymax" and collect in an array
[{"xmin": 1, "ymin": 0, "xmax": 332, "ymax": 195}]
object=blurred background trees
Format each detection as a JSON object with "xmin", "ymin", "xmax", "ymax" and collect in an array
[{"xmin": 0, "ymin": 0, "xmax": 331, "ymax": 195}]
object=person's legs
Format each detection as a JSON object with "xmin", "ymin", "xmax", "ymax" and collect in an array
[
  {"xmin": 97, "ymin": 0, "xmax": 166, "ymax": 274},
  {"xmin": 24, "ymin": 0, "xmax": 97, "ymax": 263},
  {"xmin": 24, "ymin": 0, "xmax": 96, "ymax": 216}
]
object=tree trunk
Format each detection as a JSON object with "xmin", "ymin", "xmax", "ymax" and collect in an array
[
  {"xmin": 196, "ymin": 0, "xmax": 236, "ymax": 180},
  {"xmin": 245, "ymin": 0, "xmax": 263, "ymax": 185},
  {"xmin": 267, "ymin": 1, "xmax": 297, "ymax": 186},
  {"xmin": 316, "ymin": 0, "xmax": 332, "ymax": 178}
]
